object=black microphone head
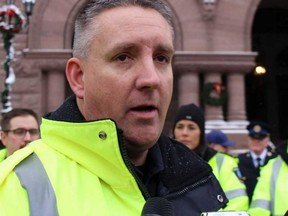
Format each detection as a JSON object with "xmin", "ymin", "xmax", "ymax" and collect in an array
[{"xmin": 141, "ymin": 197, "xmax": 173, "ymax": 216}]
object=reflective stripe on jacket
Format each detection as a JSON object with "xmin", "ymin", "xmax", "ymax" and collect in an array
[
  {"xmin": 249, "ymin": 156, "xmax": 288, "ymax": 216},
  {"xmin": 209, "ymin": 152, "xmax": 249, "ymax": 211},
  {"xmin": 0, "ymin": 119, "xmax": 145, "ymax": 216}
]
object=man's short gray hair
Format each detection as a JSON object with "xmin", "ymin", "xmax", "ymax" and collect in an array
[{"xmin": 73, "ymin": 0, "xmax": 174, "ymax": 58}]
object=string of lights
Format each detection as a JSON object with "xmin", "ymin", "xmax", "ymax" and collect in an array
[{"xmin": 0, "ymin": 0, "xmax": 36, "ymax": 114}]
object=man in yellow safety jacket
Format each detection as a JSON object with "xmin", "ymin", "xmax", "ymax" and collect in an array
[
  {"xmin": 208, "ymin": 151, "xmax": 249, "ymax": 211},
  {"xmin": 249, "ymin": 141, "xmax": 288, "ymax": 216},
  {"xmin": 0, "ymin": 1, "xmax": 228, "ymax": 215},
  {"xmin": 0, "ymin": 108, "xmax": 40, "ymax": 162}
]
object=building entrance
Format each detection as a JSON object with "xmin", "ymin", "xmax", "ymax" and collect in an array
[{"xmin": 248, "ymin": 1, "xmax": 288, "ymax": 143}]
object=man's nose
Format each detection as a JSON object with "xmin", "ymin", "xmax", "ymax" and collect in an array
[
  {"xmin": 23, "ymin": 131, "xmax": 32, "ymax": 141},
  {"xmin": 135, "ymin": 58, "xmax": 161, "ymax": 90}
]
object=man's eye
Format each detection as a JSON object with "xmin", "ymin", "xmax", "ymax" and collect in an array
[
  {"xmin": 155, "ymin": 55, "xmax": 169, "ymax": 63},
  {"xmin": 29, "ymin": 129, "xmax": 39, "ymax": 135},
  {"xmin": 14, "ymin": 129, "xmax": 25, "ymax": 135},
  {"xmin": 116, "ymin": 54, "xmax": 130, "ymax": 62}
]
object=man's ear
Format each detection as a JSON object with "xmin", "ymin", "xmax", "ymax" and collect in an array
[{"xmin": 66, "ymin": 57, "xmax": 84, "ymax": 99}]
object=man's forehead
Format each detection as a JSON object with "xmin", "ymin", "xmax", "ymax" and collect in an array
[
  {"xmin": 95, "ymin": 6, "xmax": 173, "ymax": 35},
  {"xmin": 10, "ymin": 116, "xmax": 37, "ymax": 126}
]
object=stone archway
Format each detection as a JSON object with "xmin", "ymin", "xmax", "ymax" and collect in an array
[{"xmin": 249, "ymin": 0, "xmax": 288, "ymax": 143}]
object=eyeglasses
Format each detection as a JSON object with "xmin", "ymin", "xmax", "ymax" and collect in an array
[{"xmin": 4, "ymin": 128, "xmax": 40, "ymax": 138}]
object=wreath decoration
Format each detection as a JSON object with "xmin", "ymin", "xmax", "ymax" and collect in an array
[
  {"xmin": 202, "ymin": 82, "xmax": 227, "ymax": 106},
  {"xmin": 0, "ymin": 5, "xmax": 25, "ymax": 33}
]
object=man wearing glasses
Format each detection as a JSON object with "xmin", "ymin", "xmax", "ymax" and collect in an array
[{"xmin": 0, "ymin": 108, "xmax": 40, "ymax": 161}]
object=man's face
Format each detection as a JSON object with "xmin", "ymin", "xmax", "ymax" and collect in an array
[
  {"xmin": 248, "ymin": 136, "xmax": 269, "ymax": 155},
  {"xmin": 70, "ymin": 6, "xmax": 174, "ymax": 151},
  {"xmin": 1, "ymin": 116, "xmax": 39, "ymax": 157}
]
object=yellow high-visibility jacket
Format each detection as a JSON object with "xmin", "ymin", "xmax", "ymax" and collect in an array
[
  {"xmin": 0, "ymin": 119, "xmax": 145, "ymax": 215},
  {"xmin": 248, "ymin": 156, "xmax": 288, "ymax": 216},
  {"xmin": 0, "ymin": 115, "xmax": 227, "ymax": 215},
  {"xmin": 209, "ymin": 152, "xmax": 249, "ymax": 211},
  {"xmin": 0, "ymin": 149, "xmax": 6, "ymax": 162}
]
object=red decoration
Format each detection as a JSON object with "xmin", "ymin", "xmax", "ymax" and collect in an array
[
  {"xmin": 0, "ymin": 5, "xmax": 25, "ymax": 33},
  {"xmin": 213, "ymin": 82, "xmax": 225, "ymax": 95},
  {"xmin": 202, "ymin": 82, "xmax": 227, "ymax": 106}
]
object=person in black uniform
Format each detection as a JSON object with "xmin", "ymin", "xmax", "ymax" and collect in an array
[{"xmin": 237, "ymin": 121, "xmax": 277, "ymax": 203}]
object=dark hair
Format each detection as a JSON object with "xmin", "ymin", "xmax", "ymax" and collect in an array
[
  {"xmin": 73, "ymin": 0, "xmax": 174, "ymax": 58},
  {"xmin": 1, "ymin": 108, "xmax": 39, "ymax": 131}
]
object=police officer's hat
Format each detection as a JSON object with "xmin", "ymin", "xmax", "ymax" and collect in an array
[{"xmin": 247, "ymin": 121, "xmax": 271, "ymax": 139}]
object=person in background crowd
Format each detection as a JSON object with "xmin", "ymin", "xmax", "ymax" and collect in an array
[
  {"xmin": 237, "ymin": 121, "xmax": 278, "ymax": 203},
  {"xmin": 173, "ymin": 103, "xmax": 249, "ymax": 211},
  {"xmin": 248, "ymin": 140, "xmax": 288, "ymax": 216},
  {"xmin": 0, "ymin": 1, "xmax": 227, "ymax": 215},
  {"xmin": 206, "ymin": 130, "xmax": 236, "ymax": 154},
  {"xmin": 0, "ymin": 108, "xmax": 39, "ymax": 161}
]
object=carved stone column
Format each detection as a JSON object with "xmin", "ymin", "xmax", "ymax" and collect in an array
[
  {"xmin": 178, "ymin": 71, "xmax": 200, "ymax": 106},
  {"xmin": 173, "ymin": 51, "xmax": 257, "ymax": 130},
  {"xmin": 227, "ymin": 73, "xmax": 246, "ymax": 121}
]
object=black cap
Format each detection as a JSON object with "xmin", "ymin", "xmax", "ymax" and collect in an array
[
  {"xmin": 247, "ymin": 121, "xmax": 271, "ymax": 139},
  {"xmin": 173, "ymin": 103, "xmax": 205, "ymax": 135}
]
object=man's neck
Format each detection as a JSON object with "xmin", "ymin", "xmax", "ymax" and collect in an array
[{"xmin": 128, "ymin": 150, "xmax": 148, "ymax": 166}]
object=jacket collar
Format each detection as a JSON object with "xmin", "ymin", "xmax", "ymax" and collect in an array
[
  {"xmin": 42, "ymin": 95, "xmax": 138, "ymax": 189},
  {"xmin": 44, "ymin": 95, "xmax": 85, "ymax": 122}
]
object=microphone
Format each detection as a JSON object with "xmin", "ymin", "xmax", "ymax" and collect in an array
[
  {"xmin": 201, "ymin": 211, "xmax": 250, "ymax": 216},
  {"xmin": 141, "ymin": 197, "xmax": 173, "ymax": 216}
]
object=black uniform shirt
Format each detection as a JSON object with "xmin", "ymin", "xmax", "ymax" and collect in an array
[{"xmin": 238, "ymin": 146, "xmax": 277, "ymax": 203}]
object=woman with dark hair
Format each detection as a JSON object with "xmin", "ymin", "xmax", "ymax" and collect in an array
[{"xmin": 173, "ymin": 103, "xmax": 249, "ymax": 211}]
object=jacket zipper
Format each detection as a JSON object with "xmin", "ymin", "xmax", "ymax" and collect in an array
[
  {"xmin": 117, "ymin": 130, "xmax": 150, "ymax": 200},
  {"xmin": 164, "ymin": 174, "xmax": 213, "ymax": 200}
]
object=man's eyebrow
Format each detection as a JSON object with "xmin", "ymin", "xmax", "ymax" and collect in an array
[
  {"xmin": 104, "ymin": 42, "xmax": 139, "ymax": 60},
  {"xmin": 108, "ymin": 42, "xmax": 174, "ymax": 54},
  {"xmin": 109, "ymin": 42, "xmax": 139, "ymax": 53},
  {"xmin": 155, "ymin": 44, "xmax": 174, "ymax": 55}
]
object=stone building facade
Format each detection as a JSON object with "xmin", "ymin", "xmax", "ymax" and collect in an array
[{"xmin": 1, "ymin": 0, "xmax": 287, "ymax": 149}]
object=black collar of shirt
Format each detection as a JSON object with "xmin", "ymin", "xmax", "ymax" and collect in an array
[{"xmin": 133, "ymin": 143, "xmax": 164, "ymax": 196}]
